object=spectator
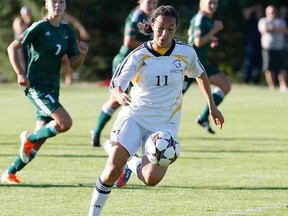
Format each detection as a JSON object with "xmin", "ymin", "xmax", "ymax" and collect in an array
[
  {"xmin": 12, "ymin": 6, "xmax": 34, "ymax": 71},
  {"xmin": 242, "ymin": 3, "xmax": 263, "ymax": 84},
  {"xmin": 258, "ymin": 5, "xmax": 287, "ymax": 91}
]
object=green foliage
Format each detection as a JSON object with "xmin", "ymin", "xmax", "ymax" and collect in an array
[
  {"xmin": 0, "ymin": 84, "xmax": 288, "ymax": 215},
  {"xmin": 0, "ymin": 1, "xmax": 288, "ymax": 83}
]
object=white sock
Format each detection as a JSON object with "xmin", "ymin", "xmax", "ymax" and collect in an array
[
  {"xmin": 88, "ymin": 178, "xmax": 113, "ymax": 216},
  {"xmin": 127, "ymin": 156, "xmax": 142, "ymax": 177},
  {"xmin": 102, "ymin": 101, "xmax": 115, "ymax": 116}
]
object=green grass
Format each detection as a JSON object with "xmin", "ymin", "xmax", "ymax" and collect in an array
[{"xmin": 0, "ymin": 83, "xmax": 288, "ymax": 216}]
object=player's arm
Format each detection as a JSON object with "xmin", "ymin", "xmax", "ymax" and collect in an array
[
  {"xmin": 69, "ymin": 41, "xmax": 89, "ymax": 70},
  {"xmin": 7, "ymin": 40, "xmax": 30, "ymax": 87},
  {"xmin": 63, "ymin": 12, "xmax": 90, "ymax": 40},
  {"xmin": 194, "ymin": 20, "xmax": 223, "ymax": 48},
  {"xmin": 124, "ymin": 34, "xmax": 144, "ymax": 49},
  {"xmin": 196, "ymin": 72, "xmax": 224, "ymax": 129},
  {"xmin": 12, "ymin": 17, "xmax": 25, "ymax": 36}
]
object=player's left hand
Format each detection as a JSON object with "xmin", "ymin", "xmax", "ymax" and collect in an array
[{"xmin": 210, "ymin": 108, "xmax": 224, "ymax": 129}]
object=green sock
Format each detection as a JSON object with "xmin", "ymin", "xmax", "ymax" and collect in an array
[
  {"xmin": 93, "ymin": 103, "xmax": 115, "ymax": 137},
  {"xmin": 200, "ymin": 88, "xmax": 224, "ymax": 121},
  {"xmin": 7, "ymin": 150, "xmax": 37, "ymax": 174},
  {"xmin": 28, "ymin": 122, "xmax": 58, "ymax": 143}
]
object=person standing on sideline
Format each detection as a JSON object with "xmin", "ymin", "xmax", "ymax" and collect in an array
[
  {"xmin": 258, "ymin": 5, "xmax": 287, "ymax": 92},
  {"xmin": 90, "ymin": 0, "xmax": 158, "ymax": 147},
  {"xmin": 183, "ymin": 0, "xmax": 231, "ymax": 134},
  {"xmin": 242, "ymin": 3, "xmax": 263, "ymax": 84},
  {"xmin": 1, "ymin": 0, "xmax": 89, "ymax": 184},
  {"xmin": 88, "ymin": 5, "xmax": 224, "ymax": 215},
  {"xmin": 12, "ymin": 6, "xmax": 34, "ymax": 72}
]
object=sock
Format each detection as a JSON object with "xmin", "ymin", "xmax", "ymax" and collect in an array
[
  {"xmin": 7, "ymin": 149, "xmax": 38, "ymax": 174},
  {"xmin": 89, "ymin": 177, "xmax": 113, "ymax": 216},
  {"xmin": 28, "ymin": 121, "xmax": 59, "ymax": 143},
  {"xmin": 200, "ymin": 88, "xmax": 225, "ymax": 121},
  {"xmin": 93, "ymin": 102, "xmax": 115, "ymax": 137},
  {"xmin": 127, "ymin": 155, "xmax": 142, "ymax": 176}
]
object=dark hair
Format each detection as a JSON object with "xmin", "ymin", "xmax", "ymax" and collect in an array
[{"xmin": 138, "ymin": 5, "xmax": 179, "ymax": 35}]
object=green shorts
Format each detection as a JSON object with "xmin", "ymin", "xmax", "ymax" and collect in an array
[{"xmin": 25, "ymin": 87, "xmax": 62, "ymax": 123}]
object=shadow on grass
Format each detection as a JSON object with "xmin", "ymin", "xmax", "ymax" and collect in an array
[
  {"xmin": 1, "ymin": 183, "xmax": 288, "ymax": 191},
  {"xmin": 180, "ymin": 136, "xmax": 288, "ymax": 142},
  {"xmin": 0, "ymin": 154, "xmax": 107, "ymax": 158}
]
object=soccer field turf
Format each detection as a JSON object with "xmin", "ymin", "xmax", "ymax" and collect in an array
[{"xmin": 0, "ymin": 83, "xmax": 287, "ymax": 216}]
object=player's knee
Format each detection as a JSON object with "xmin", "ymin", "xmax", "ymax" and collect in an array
[
  {"xmin": 141, "ymin": 170, "xmax": 163, "ymax": 186},
  {"xmin": 143, "ymin": 176, "xmax": 161, "ymax": 186},
  {"xmin": 224, "ymin": 82, "xmax": 231, "ymax": 94},
  {"xmin": 58, "ymin": 118, "xmax": 73, "ymax": 132}
]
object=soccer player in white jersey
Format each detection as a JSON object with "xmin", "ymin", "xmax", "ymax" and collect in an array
[{"xmin": 88, "ymin": 5, "xmax": 224, "ymax": 215}]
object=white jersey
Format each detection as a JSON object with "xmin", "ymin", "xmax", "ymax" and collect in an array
[{"xmin": 110, "ymin": 39, "xmax": 204, "ymax": 135}]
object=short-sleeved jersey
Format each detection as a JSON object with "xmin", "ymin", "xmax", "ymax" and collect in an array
[
  {"xmin": 18, "ymin": 19, "xmax": 79, "ymax": 90},
  {"xmin": 110, "ymin": 39, "xmax": 204, "ymax": 134},
  {"xmin": 118, "ymin": 8, "xmax": 152, "ymax": 57},
  {"xmin": 188, "ymin": 12, "xmax": 214, "ymax": 65}
]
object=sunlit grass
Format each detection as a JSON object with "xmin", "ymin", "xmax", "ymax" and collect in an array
[{"xmin": 0, "ymin": 83, "xmax": 287, "ymax": 216}]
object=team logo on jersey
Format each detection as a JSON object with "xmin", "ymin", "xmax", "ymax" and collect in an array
[
  {"xmin": 170, "ymin": 60, "xmax": 182, "ymax": 73},
  {"xmin": 45, "ymin": 31, "xmax": 51, "ymax": 36},
  {"xmin": 63, "ymin": 31, "xmax": 69, "ymax": 39}
]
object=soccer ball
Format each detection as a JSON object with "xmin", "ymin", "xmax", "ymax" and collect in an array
[{"xmin": 145, "ymin": 131, "xmax": 180, "ymax": 166}]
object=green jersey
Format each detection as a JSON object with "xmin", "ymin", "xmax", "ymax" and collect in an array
[
  {"xmin": 18, "ymin": 19, "xmax": 79, "ymax": 90},
  {"xmin": 118, "ymin": 8, "xmax": 152, "ymax": 57},
  {"xmin": 188, "ymin": 12, "xmax": 214, "ymax": 65}
]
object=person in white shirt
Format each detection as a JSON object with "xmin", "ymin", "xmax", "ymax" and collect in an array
[
  {"xmin": 88, "ymin": 5, "xmax": 224, "ymax": 216},
  {"xmin": 258, "ymin": 5, "xmax": 287, "ymax": 92}
]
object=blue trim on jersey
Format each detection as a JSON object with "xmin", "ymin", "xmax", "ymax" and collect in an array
[{"xmin": 144, "ymin": 39, "xmax": 176, "ymax": 57}]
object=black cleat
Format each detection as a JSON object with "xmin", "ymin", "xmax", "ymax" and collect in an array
[
  {"xmin": 196, "ymin": 116, "xmax": 215, "ymax": 134},
  {"xmin": 90, "ymin": 131, "xmax": 100, "ymax": 147}
]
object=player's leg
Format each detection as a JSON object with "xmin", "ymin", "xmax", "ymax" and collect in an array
[
  {"xmin": 20, "ymin": 88, "xmax": 72, "ymax": 162},
  {"xmin": 182, "ymin": 76, "xmax": 195, "ymax": 94},
  {"xmin": 1, "ymin": 119, "xmax": 47, "ymax": 184},
  {"xmin": 89, "ymin": 142, "xmax": 130, "ymax": 215},
  {"xmin": 91, "ymin": 97, "xmax": 121, "ymax": 147},
  {"xmin": 128, "ymin": 155, "xmax": 168, "ymax": 186},
  {"xmin": 197, "ymin": 66, "xmax": 231, "ymax": 134}
]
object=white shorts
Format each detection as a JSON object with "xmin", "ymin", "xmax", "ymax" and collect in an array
[{"xmin": 110, "ymin": 115, "xmax": 157, "ymax": 157}]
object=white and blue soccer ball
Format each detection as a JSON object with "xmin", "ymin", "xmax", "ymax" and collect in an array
[{"xmin": 145, "ymin": 131, "xmax": 180, "ymax": 166}]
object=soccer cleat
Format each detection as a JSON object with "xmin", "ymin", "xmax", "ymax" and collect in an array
[
  {"xmin": 90, "ymin": 130, "xmax": 100, "ymax": 147},
  {"xmin": 114, "ymin": 165, "xmax": 132, "ymax": 188},
  {"xmin": 19, "ymin": 131, "xmax": 34, "ymax": 163},
  {"xmin": 1, "ymin": 172, "xmax": 21, "ymax": 184},
  {"xmin": 196, "ymin": 116, "xmax": 215, "ymax": 134}
]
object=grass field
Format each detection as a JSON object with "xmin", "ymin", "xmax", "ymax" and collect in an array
[{"xmin": 0, "ymin": 83, "xmax": 287, "ymax": 216}]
